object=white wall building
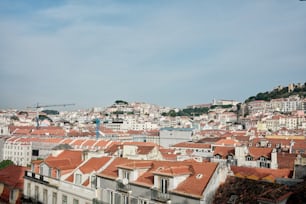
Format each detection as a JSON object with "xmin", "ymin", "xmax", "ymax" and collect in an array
[{"xmin": 3, "ymin": 138, "xmax": 32, "ymax": 166}]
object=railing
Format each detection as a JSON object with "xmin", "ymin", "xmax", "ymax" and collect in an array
[
  {"xmin": 151, "ymin": 188, "xmax": 170, "ymax": 203},
  {"xmin": 116, "ymin": 180, "xmax": 131, "ymax": 193},
  {"xmin": 24, "ymin": 171, "xmax": 49, "ymax": 185}
]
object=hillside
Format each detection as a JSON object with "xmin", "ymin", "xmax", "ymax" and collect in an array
[{"xmin": 245, "ymin": 83, "xmax": 306, "ymax": 103}]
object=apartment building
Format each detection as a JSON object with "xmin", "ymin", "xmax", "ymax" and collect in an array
[
  {"xmin": 159, "ymin": 127, "xmax": 194, "ymax": 147},
  {"xmin": 3, "ymin": 137, "xmax": 32, "ymax": 166},
  {"xmin": 235, "ymin": 146, "xmax": 278, "ymax": 169},
  {"xmin": 95, "ymin": 158, "xmax": 229, "ymax": 204},
  {"xmin": 24, "ymin": 149, "xmax": 229, "ymax": 204}
]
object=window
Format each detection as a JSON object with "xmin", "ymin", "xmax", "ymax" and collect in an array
[
  {"xmin": 123, "ymin": 195, "xmax": 129, "ymax": 204},
  {"xmin": 62, "ymin": 195, "xmax": 67, "ymax": 204},
  {"xmin": 109, "ymin": 191, "xmax": 114, "ymax": 204},
  {"xmin": 139, "ymin": 199, "xmax": 148, "ymax": 204},
  {"xmin": 10, "ymin": 190, "xmax": 14, "ymax": 201},
  {"xmin": 123, "ymin": 170, "xmax": 130, "ymax": 180},
  {"xmin": 75, "ymin": 174, "xmax": 82, "ymax": 185},
  {"xmin": 43, "ymin": 189, "xmax": 48, "ymax": 204},
  {"xmin": 56, "ymin": 170, "xmax": 61, "ymax": 179},
  {"xmin": 52, "ymin": 192, "xmax": 57, "ymax": 204},
  {"xmin": 161, "ymin": 178, "xmax": 168, "ymax": 194},
  {"xmin": 91, "ymin": 175, "xmax": 97, "ymax": 188},
  {"xmin": 27, "ymin": 183, "xmax": 31, "ymax": 197},
  {"xmin": 73, "ymin": 199, "xmax": 79, "ymax": 204},
  {"xmin": 246, "ymin": 156, "xmax": 253, "ymax": 161},
  {"xmin": 34, "ymin": 186, "xmax": 39, "ymax": 201}
]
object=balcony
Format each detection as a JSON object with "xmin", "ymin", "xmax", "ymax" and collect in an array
[
  {"xmin": 24, "ymin": 171, "xmax": 49, "ymax": 185},
  {"xmin": 116, "ymin": 179, "xmax": 131, "ymax": 193},
  {"xmin": 151, "ymin": 188, "xmax": 170, "ymax": 203}
]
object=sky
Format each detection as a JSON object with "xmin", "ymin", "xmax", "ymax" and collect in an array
[{"xmin": 0, "ymin": 0, "xmax": 306, "ymax": 110}]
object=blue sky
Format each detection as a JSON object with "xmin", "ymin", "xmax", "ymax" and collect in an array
[{"xmin": 1, "ymin": 0, "xmax": 306, "ymax": 109}]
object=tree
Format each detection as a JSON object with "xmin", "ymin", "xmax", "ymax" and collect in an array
[{"xmin": 0, "ymin": 160, "xmax": 14, "ymax": 169}]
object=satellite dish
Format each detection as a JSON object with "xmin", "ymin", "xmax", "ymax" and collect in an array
[{"xmin": 122, "ymin": 178, "xmax": 129, "ymax": 185}]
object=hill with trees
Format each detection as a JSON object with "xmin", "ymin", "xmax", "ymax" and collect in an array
[{"xmin": 245, "ymin": 83, "xmax": 306, "ymax": 103}]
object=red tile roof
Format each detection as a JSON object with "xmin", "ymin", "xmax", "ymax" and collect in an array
[
  {"xmin": 248, "ymin": 147, "xmax": 273, "ymax": 159},
  {"xmin": 70, "ymin": 139, "xmax": 86, "ymax": 146},
  {"xmin": 277, "ymin": 152, "xmax": 297, "ymax": 170},
  {"xmin": 214, "ymin": 138, "xmax": 241, "ymax": 146},
  {"xmin": 231, "ymin": 166, "xmax": 292, "ymax": 182},
  {"xmin": 171, "ymin": 142, "xmax": 211, "ymax": 149},
  {"xmin": 153, "ymin": 165, "xmax": 191, "ymax": 177},
  {"xmin": 173, "ymin": 162, "xmax": 218, "ymax": 197},
  {"xmin": 79, "ymin": 157, "xmax": 112, "ymax": 174},
  {"xmin": 98, "ymin": 157, "xmax": 130, "ymax": 179},
  {"xmin": 0, "ymin": 165, "xmax": 27, "ymax": 189},
  {"xmin": 213, "ymin": 146, "xmax": 235, "ymax": 158},
  {"xmin": 45, "ymin": 150, "xmax": 83, "ymax": 171}
]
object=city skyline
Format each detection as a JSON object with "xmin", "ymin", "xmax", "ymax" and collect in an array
[{"xmin": 1, "ymin": 1, "xmax": 306, "ymax": 109}]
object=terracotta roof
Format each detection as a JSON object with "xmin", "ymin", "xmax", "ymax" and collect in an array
[
  {"xmin": 213, "ymin": 146, "xmax": 235, "ymax": 158},
  {"xmin": 104, "ymin": 142, "xmax": 123, "ymax": 154},
  {"xmin": 153, "ymin": 165, "xmax": 191, "ymax": 177},
  {"xmin": 248, "ymin": 147, "xmax": 273, "ymax": 159},
  {"xmin": 231, "ymin": 166, "xmax": 292, "ymax": 181},
  {"xmin": 277, "ymin": 152, "xmax": 297, "ymax": 170},
  {"xmin": 94, "ymin": 140, "xmax": 111, "ymax": 149},
  {"xmin": 59, "ymin": 138, "xmax": 74, "ymax": 144},
  {"xmin": 82, "ymin": 178, "xmax": 90, "ymax": 186},
  {"xmin": 45, "ymin": 150, "xmax": 83, "ymax": 170},
  {"xmin": 65, "ymin": 174, "xmax": 74, "ymax": 182},
  {"xmin": 117, "ymin": 161, "xmax": 153, "ymax": 170},
  {"xmin": 98, "ymin": 157, "xmax": 130, "ymax": 179},
  {"xmin": 137, "ymin": 146, "xmax": 155, "ymax": 154},
  {"xmin": 70, "ymin": 139, "xmax": 86, "ymax": 146},
  {"xmin": 82, "ymin": 139, "xmax": 97, "ymax": 147},
  {"xmin": 173, "ymin": 162, "xmax": 218, "ymax": 197},
  {"xmin": 31, "ymin": 127, "xmax": 66, "ymax": 136},
  {"xmin": 214, "ymin": 138, "xmax": 241, "ymax": 146},
  {"xmin": 79, "ymin": 157, "xmax": 112, "ymax": 174},
  {"xmin": 0, "ymin": 165, "xmax": 28, "ymax": 189},
  {"xmin": 171, "ymin": 142, "xmax": 211, "ymax": 149}
]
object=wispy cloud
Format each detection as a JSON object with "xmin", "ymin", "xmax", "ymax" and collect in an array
[{"xmin": 1, "ymin": 1, "xmax": 305, "ymax": 108}]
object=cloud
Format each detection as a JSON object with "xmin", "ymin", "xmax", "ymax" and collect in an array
[{"xmin": 0, "ymin": 1, "xmax": 306, "ymax": 108}]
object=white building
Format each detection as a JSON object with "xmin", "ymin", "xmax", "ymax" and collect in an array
[
  {"xmin": 159, "ymin": 127, "xmax": 194, "ymax": 147},
  {"xmin": 3, "ymin": 138, "xmax": 32, "ymax": 166}
]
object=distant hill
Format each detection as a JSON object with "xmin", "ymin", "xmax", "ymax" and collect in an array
[{"xmin": 245, "ymin": 82, "xmax": 306, "ymax": 103}]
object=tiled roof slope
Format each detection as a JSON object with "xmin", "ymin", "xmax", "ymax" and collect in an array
[
  {"xmin": 248, "ymin": 147, "xmax": 273, "ymax": 159},
  {"xmin": 213, "ymin": 146, "xmax": 235, "ymax": 158},
  {"xmin": 0, "ymin": 165, "xmax": 27, "ymax": 189},
  {"xmin": 79, "ymin": 157, "xmax": 112, "ymax": 174},
  {"xmin": 45, "ymin": 150, "xmax": 83, "ymax": 170},
  {"xmin": 231, "ymin": 166, "xmax": 292, "ymax": 182},
  {"xmin": 99, "ymin": 159, "xmax": 218, "ymax": 197}
]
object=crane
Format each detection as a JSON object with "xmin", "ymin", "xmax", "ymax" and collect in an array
[{"xmin": 27, "ymin": 103, "xmax": 75, "ymax": 128}]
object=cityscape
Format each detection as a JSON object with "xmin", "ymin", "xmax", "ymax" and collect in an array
[
  {"xmin": 0, "ymin": 82, "xmax": 306, "ymax": 203},
  {"xmin": 1, "ymin": 1, "xmax": 306, "ymax": 204}
]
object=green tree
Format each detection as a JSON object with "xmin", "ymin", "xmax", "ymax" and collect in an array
[{"xmin": 0, "ymin": 160, "xmax": 14, "ymax": 169}]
